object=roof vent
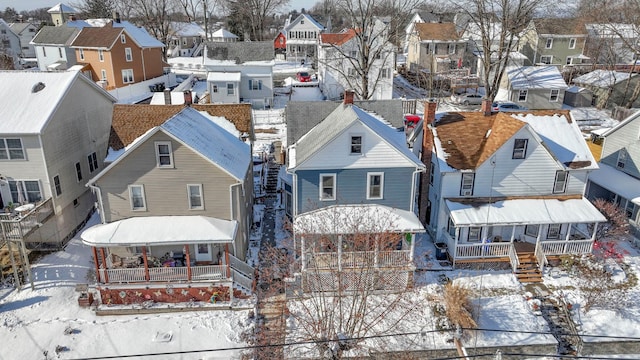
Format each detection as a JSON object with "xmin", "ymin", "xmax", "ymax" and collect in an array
[{"xmin": 32, "ymin": 82, "xmax": 46, "ymax": 93}]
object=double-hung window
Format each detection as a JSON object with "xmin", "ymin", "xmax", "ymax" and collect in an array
[
  {"xmin": 512, "ymin": 139, "xmax": 528, "ymax": 159},
  {"xmin": 227, "ymin": 83, "xmax": 234, "ymax": 95},
  {"xmin": 155, "ymin": 141, "xmax": 173, "ymax": 168},
  {"xmin": 98, "ymin": 49, "xmax": 104, "ymax": 62},
  {"xmin": 549, "ymin": 89, "xmax": 559, "ymax": 102},
  {"xmin": 0, "ymin": 138, "xmax": 25, "ymax": 160},
  {"xmin": 53, "ymin": 175, "xmax": 62, "ymax": 197},
  {"xmin": 367, "ymin": 172, "xmax": 383, "ymax": 199},
  {"xmin": 87, "ymin": 152, "xmax": 98, "ymax": 172},
  {"xmin": 518, "ymin": 89, "xmax": 528, "ymax": 102},
  {"xmin": 553, "ymin": 170, "xmax": 568, "ymax": 193},
  {"xmin": 460, "ymin": 173, "xmax": 474, "ymax": 196},
  {"xmin": 545, "ymin": 38, "xmax": 553, "ymax": 49},
  {"xmin": 129, "ymin": 185, "xmax": 146, "ymax": 211},
  {"xmin": 122, "ymin": 69, "xmax": 134, "ymax": 83},
  {"xmin": 125, "ymin": 48, "xmax": 132, "ymax": 62},
  {"xmin": 79, "ymin": 48, "xmax": 84, "ymax": 60},
  {"xmin": 569, "ymin": 38, "xmax": 576, "ymax": 49},
  {"xmin": 350, "ymin": 135, "xmax": 362, "ymax": 154},
  {"xmin": 547, "ymin": 224, "xmax": 561, "ymax": 239},
  {"xmin": 320, "ymin": 174, "xmax": 336, "ymax": 201},
  {"xmin": 8, "ymin": 180, "xmax": 42, "ymax": 203},
  {"xmin": 468, "ymin": 227, "xmax": 481, "ymax": 242},
  {"xmin": 187, "ymin": 184, "xmax": 204, "ymax": 210},
  {"xmin": 525, "ymin": 224, "xmax": 539, "ymax": 237},
  {"xmin": 249, "ymin": 79, "xmax": 262, "ymax": 90},
  {"xmin": 75, "ymin": 162, "xmax": 83, "ymax": 182}
]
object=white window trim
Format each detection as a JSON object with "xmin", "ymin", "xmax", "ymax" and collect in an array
[
  {"xmin": 319, "ymin": 173, "xmax": 336, "ymax": 201},
  {"xmin": 129, "ymin": 184, "xmax": 147, "ymax": 211},
  {"xmin": 553, "ymin": 170, "xmax": 568, "ymax": 193},
  {"xmin": 8, "ymin": 179, "xmax": 43, "ymax": 204},
  {"xmin": 98, "ymin": 49, "xmax": 104, "ymax": 62},
  {"xmin": 540, "ymin": 55, "xmax": 552, "ymax": 64},
  {"xmin": 125, "ymin": 47, "xmax": 132, "ymax": 62},
  {"xmin": 549, "ymin": 89, "xmax": 559, "ymax": 102},
  {"xmin": 512, "ymin": 139, "xmax": 528, "ymax": 159},
  {"xmin": 53, "ymin": 174, "xmax": 62, "ymax": 197},
  {"xmin": 155, "ymin": 141, "xmax": 174, "ymax": 168},
  {"xmin": 366, "ymin": 172, "xmax": 384, "ymax": 200},
  {"xmin": 101, "ymin": 69, "xmax": 107, "ymax": 81},
  {"xmin": 547, "ymin": 223, "xmax": 562, "ymax": 239},
  {"xmin": 569, "ymin": 37, "xmax": 576, "ymax": 49},
  {"xmin": 87, "ymin": 152, "xmax": 98, "ymax": 173},
  {"xmin": 460, "ymin": 173, "xmax": 474, "ymax": 196},
  {"xmin": 350, "ymin": 134, "xmax": 363, "ymax": 154},
  {"xmin": 121, "ymin": 34, "xmax": 126, "ymax": 43},
  {"xmin": 187, "ymin": 184, "xmax": 204, "ymax": 210},
  {"xmin": 79, "ymin": 48, "xmax": 84, "ymax": 60},
  {"xmin": 545, "ymin": 38, "xmax": 553, "ymax": 49},
  {"xmin": 617, "ymin": 149, "xmax": 627, "ymax": 169},
  {"xmin": 518, "ymin": 89, "xmax": 528, "ymax": 102},
  {"xmin": 0, "ymin": 138, "xmax": 25, "ymax": 160},
  {"xmin": 525, "ymin": 224, "xmax": 539, "ymax": 237},
  {"xmin": 226, "ymin": 82, "xmax": 234, "ymax": 95},
  {"xmin": 122, "ymin": 69, "xmax": 134, "ymax": 84},
  {"xmin": 467, "ymin": 227, "xmax": 482, "ymax": 242},
  {"xmin": 75, "ymin": 162, "xmax": 83, "ymax": 182}
]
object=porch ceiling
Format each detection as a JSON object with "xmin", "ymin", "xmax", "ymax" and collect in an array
[
  {"xmin": 294, "ymin": 204, "xmax": 425, "ymax": 234},
  {"xmin": 588, "ymin": 163, "xmax": 640, "ymax": 206},
  {"xmin": 446, "ymin": 197, "xmax": 606, "ymax": 226},
  {"xmin": 81, "ymin": 216, "xmax": 237, "ymax": 247}
]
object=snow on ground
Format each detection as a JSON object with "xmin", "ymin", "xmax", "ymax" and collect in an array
[{"xmin": 0, "ymin": 213, "xmax": 251, "ymax": 360}]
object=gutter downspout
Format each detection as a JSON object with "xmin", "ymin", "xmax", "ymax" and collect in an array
[
  {"xmin": 141, "ymin": 47, "xmax": 147, "ymax": 81},
  {"xmin": 89, "ymin": 184, "xmax": 106, "ymax": 224},
  {"xmin": 229, "ymin": 182, "xmax": 242, "ymax": 257},
  {"xmin": 410, "ymin": 167, "xmax": 424, "ymax": 213}
]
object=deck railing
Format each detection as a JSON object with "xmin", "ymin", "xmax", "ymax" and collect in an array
[
  {"xmin": 540, "ymin": 239, "xmax": 593, "ymax": 256},
  {"xmin": 0, "ymin": 199, "xmax": 54, "ymax": 241},
  {"xmin": 229, "ymin": 254, "xmax": 255, "ymax": 278},
  {"xmin": 305, "ymin": 250, "xmax": 411, "ymax": 270},
  {"xmin": 508, "ymin": 245, "xmax": 519, "ymax": 272},
  {"xmin": 232, "ymin": 269, "xmax": 254, "ymax": 292},
  {"xmin": 455, "ymin": 242, "xmax": 512, "ymax": 259},
  {"xmin": 534, "ymin": 243, "xmax": 548, "ymax": 273},
  {"xmin": 191, "ymin": 265, "xmax": 227, "ymax": 281},
  {"xmin": 99, "ymin": 265, "xmax": 228, "ymax": 284}
]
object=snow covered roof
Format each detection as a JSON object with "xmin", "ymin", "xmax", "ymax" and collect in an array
[
  {"xmin": 601, "ymin": 110, "xmax": 640, "ymax": 137},
  {"xmin": 573, "ymin": 69, "xmax": 635, "ymax": 87},
  {"xmin": 47, "ymin": 3, "xmax": 77, "ymax": 13},
  {"xmin": 207, "ymin": 72, "xmax": 241, "ymax": 82},
  {"xmin": 284, "ymin": 13, "xmax": 325, "ymax": 32},
  {"xmin": 507, "ymin": 66, "xmax": 568, "ymax": 90},
  {"xmin": 446, "ymin": 197, "xmax": 606, "ymax": 226},
  {"xmin": 81, "ymin": 216, "xmax": 237, "ymax": 246},
  {"xmin": 291, "ymin": 103, "xmax": 423, "ymax": 169},
  {"xmin": 211, "ymin": 28, "xmax": 238, "ymax": 39},
  {"xmin": 171, "ymin": 22, "xmax": 206, "ymax": 37},
  {"xmin": 586, "ymin": 23, "xmax": 638, "ymax": 39},
  {"xmin": 588, "ymin": 163, "xmax": 640, "ymax": 206},
  {"xmin": 294, "ymin": 205, "xmax": 425, "ymax": 234},
  {"xmin": 0, "ymin": 71, "xmax": 115, "ymax": 134},
  {"xmin": 67, "ymin": 19, "xmax": 164, "ymax": 48},
  {"xmin": 511, "ymin": 112, "xmax": 598, "ymax": 169}
]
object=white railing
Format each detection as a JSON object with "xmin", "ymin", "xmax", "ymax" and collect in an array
[
  {"xmin": 455, "ymin": 242, "xmax": 512, "ymax": 259},
  {"xmin": 305, "ymin": 250, "xmax": 411, "ymax": 269},
  {"xmin": 229, "ymin": 254, "xmax": 255, "ymax": 279},
  {"xmin": 191, "ymin": 265, "xmax": 227, "ymax": 281},
  {"xmin": 508, "ymin": 245, "xmax": 519, "ymax": 272},
  {"xmin": 540, "ymin": 239, "xmax": 594, "ymax": 256},
  {"xmin": 102, "ymin": 268, "xmax": 146, "ymax": 283},
  {"xmin": 534, "ymin": 243, "xmax": 548, "ymax": 273},
  {"xmin": 148, "ymin": 267, "xmax": 188, "ymax": 282},
  {"xmin": 232, "ymin": 269, "xmax": 254, "ymax": 292}
]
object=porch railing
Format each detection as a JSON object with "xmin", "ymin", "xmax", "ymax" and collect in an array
[
  {"xmin": 229, "ymin": 254, "xmax": 255, "ymax": 278},
  {"xmin": 0, "ymin": 198, "xmax": 54, "ymax": 241},
  {"xmin": 191, "ymin": 265, "xmax": 227, "ymax": 280},
  {"xmin": 534, "ymin": 243, "xmax": 548, "ymax": 273},
  {"xmin": 540, "ymin": 239, "xmax": 593, "ymax": 256},
  {"xmin": 232, "ymin": 269, "xmax": 254, "ymax": 292},
  {"xmin": 99, "ymin": 265, "xmax": 228, "ymax": 284},
  {"xmin": 305, "ymin": 250, "xmax": 411, "ymax": 270},
  {"xmin": 455, "ymin": 242, "xmax": 512, "ymax": 259},
  {"xmin": 508, "ymin": 245, "xmax": 519, "ymax": 271}
]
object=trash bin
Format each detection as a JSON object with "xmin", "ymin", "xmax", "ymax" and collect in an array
[{"xmin": 435, "ymin": 243, "xmax": 448, "ymax": 260}]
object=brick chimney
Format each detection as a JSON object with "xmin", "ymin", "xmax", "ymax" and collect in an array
[
  {"xmin": 163, "ymin": 89, "xmax": 171, "ymax": 105},
  {"xmin": 418, "ymin": 100, "xmax": 437, "ymax": 227},
  {"xmin": 481, "ymin": 99, "xmax": 492, "ymax": 116},
  {"xmin": 343, "ymin": 90, "xmax": 354, "ymax": 105},
  {"xmin": 183, "ymin": 90, "xmax": 192, "ymax": 106}
]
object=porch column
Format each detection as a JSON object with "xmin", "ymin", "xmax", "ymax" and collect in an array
[
  {"xmin": 510, "ymin": 226, "xmax": 516, "ymax": 242},
  {"xmin": 99, "ymin": 248, "xmax": 109, "ymax": 283},
  {"xmin": 409, "ymin": 234, "xmax": 416, "ymax": 262},
  {"xmin": 141, "ymin": 246, "xmax": 150, "ymax": 281},
  {"xmin": 184, "ymin": 245, "xmax": 192, "ymax": 281},
  {"xmin": 590, "ymin": 223, "xmax": 599, "ymax": 253},
  {"xmin": 300, "ymin": 236, "xmax": 306, "ymax": 271},
  {"xmin": 225, "ymin": 243, "xmax": 231, "ymax": 278},
  {"xmin": 92, "ymin": 247, "xmax": 101, "ymax": 283},
  {"xmin": 338, "ymin": 235, "xmax": 342, "ymax": 271},
  {"xmin": 374, "ymin": 235, "xmax": 379, "ymax": 268}
]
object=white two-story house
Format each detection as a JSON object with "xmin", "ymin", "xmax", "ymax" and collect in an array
[
  {"xmin": 415, "ymin": 103, "xmax": 605, "ymax": 281},
  {"xmin": 283, "ymin": 13, "xmax": 324, "ymax": 62}
]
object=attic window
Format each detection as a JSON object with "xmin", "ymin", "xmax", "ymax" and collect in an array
[
  {"xmin": 301, "ymin": 20, "xmax": 304, "ymax": 24},
  {"xmin": 32, "ymin": 82, "xmax": 45, "ymax": 93}
]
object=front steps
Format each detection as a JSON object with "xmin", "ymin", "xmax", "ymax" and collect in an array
[{"xmin": 515, "ymin": 252, "xmax": 542, "ymax": 283}]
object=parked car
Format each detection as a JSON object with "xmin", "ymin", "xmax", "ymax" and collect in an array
[
  {"xmin": 492, "ymin": 101, "xmax": 528, "ymax": 112},
  {"xmin": 451, "ymin": 93, "xmax": 484, "ymax": 105},
  {"xmin": 296, "ymin": 71, "xmax": 311, "ymax": 82}
]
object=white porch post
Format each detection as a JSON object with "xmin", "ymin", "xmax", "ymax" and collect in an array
[
  {"xmin": 590, "ymin": 222, "xmax": 599, "ymax": 253},
  {"xmin": 338, "ymin": 235, "xmax": 343, "ymax": 271},
  {"xmin": 300, "ymin": 236, "xmax": 306, "ymax": 271},
  {"xmin": 409, "ymin": 233, "xmax": 416, "ymax": 262},
  {"xmin": 374, "ymin": 235, "xmax": 379, "ymax": 268},
  {"xmin": 510, "ymin": 226, "xmax": 516, "ymax": 242},
  {"xmin": 565, "ymin": 224, "xmax": 572, "ymax": 253}
]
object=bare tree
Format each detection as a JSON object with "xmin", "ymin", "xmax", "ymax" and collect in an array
[
  {"xmin": 72, "ymin": 0, "xmax": 116, "ymax": 18},
  {"xmin": 277, "ymin": 205, "xmax": 426, "ymax": 359},
  {"xmin": 126, "ymin": 0, "xmax": 179, "ymax": 58},
  {"xmin": 318, "ymin": 0, "xmax": 420, "ymax": 100},
  {"xmin": 175, "ymin": 0, "xmax": 218, "ymax": 40},
  {"xmin": 220, "ymin": 0, "xmax": 290, "ymax": 41},
  {"xmin": 448, "ymin": 0, "xmax": 551, "ymax": 101}
]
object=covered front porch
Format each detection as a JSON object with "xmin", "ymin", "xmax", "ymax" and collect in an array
[
  {"xmin": 81, "ymin": 216, "xmax": 255, "ymax": 303},
  {"xmin": 440, "ymin": 198, "xmax": 607, "ymax": 269}
]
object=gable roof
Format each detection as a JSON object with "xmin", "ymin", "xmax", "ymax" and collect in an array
[
  {"xmin": 31, "ymin": 26, "xmax": 80, "ymax": 45},
  {"xmin": 211, "ymin": 28, "xmax": 238, "ymax": 39},
  {"xmin": 532, "ymin": 18, "xmax": 587, "ymax": 35},
  {"xmin": 507, "ymin": 66, "xmax": 568, "ymax": 89},
  {"xmin": 67, "ymin": 19, "xmax": 165, "ymax": 48},
  {"xmin": 8, "ymin": 22, "xmax": 36, "ymax": 35},
  {"xmin": 291, "ymin": 103, "xmax": 422, "ymax": 169},
  {"xmin": 285, "ymin": 13, "xmax": 325, "ymax": 32},
  {"xmin": 47, "ymin": 3, "xmax": 78, "ymax": 14},
  {"xmin": 109, "ymin": 104, "xmax": 252, "ymax": 150},
  {"xmin": 602, "ymin": 109, "xmax": 640, "ymax": 137},
  {"xmin": 286, "ymin": 100, "xmax": 405, "ymax": 144},
  {"xmin": 0, "ymin": 71, "xmax": 116, "ymax": 134},
  {"xmin": 170, "ymin": 22, "xmax": 205, "ymax": 37},
  {"xmin": 415, "ymin": 22, "xmax": 460, "ymax": 41},
  {"xmin": 433, "ymin": 110, "xmax": 595, "ymax": 170},
  {"xmin": 205, "ymin": 41, "xmax": 274, "ymax": 63},
  {"xmin": 573, "ymin": 69, "xmax": 635, "ymax": 87},
  {"xmin": 320, "ymin": 29, "xmax": 357, "ymax": 46},
  {"xmin": 70, "ymin": 25, "xmax": 123, "ymax": 49}
]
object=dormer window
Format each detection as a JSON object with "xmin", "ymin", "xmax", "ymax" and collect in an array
[
  {"xmin": 617, "ymin": 149, "xmax": 627, "ymax": 169},
  {"xmin": 350, "ymin": 136, "xmax": 362, "ymax": 154},
  {"xmin": 512, "ymin": 139, "xmax": 528, "ymax": 159},
  {"xmin": 460, "ymin": 173, "xmax": 474, "ymax": 196}
]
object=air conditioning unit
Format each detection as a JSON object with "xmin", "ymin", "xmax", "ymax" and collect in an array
[{"xmin": 461, "ymin": 189, "xmax": 473, "ymax": 196}]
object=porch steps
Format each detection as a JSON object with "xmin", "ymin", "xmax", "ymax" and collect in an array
[{"xmin": 515, "ymin": 253, "xmax": 542, "ymax": 283}]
